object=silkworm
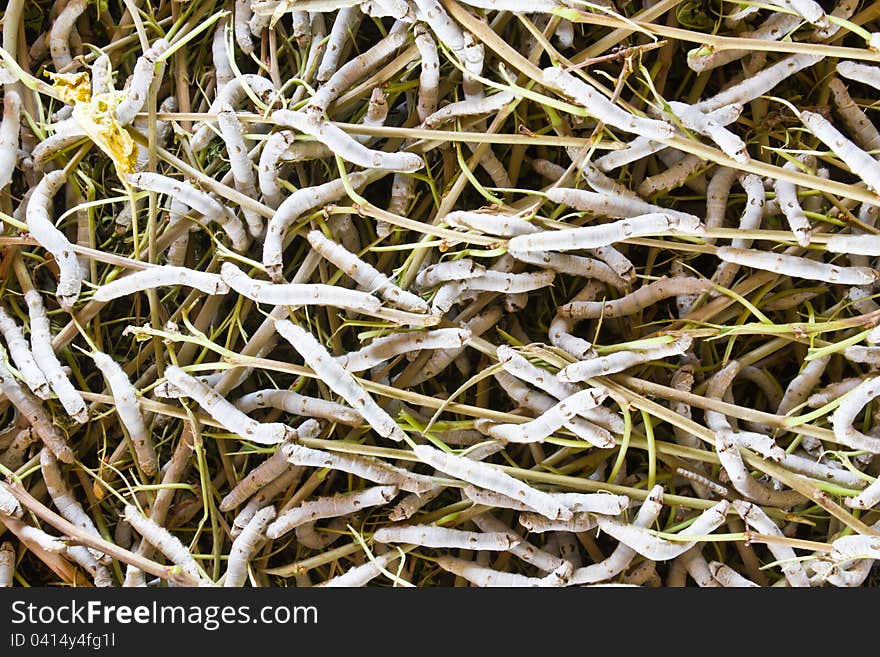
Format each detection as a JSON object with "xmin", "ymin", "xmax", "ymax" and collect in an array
[
  {"xmin": 190, "ymin": 75, "xmax": 277, "ymax": 152},
  {"xmin": 319, "ymin": 551, "xmax": 402, "ymax": 587},
  {"xmin": 93, "ymin": 266, "xmax": 229, "ymax": 302},
  {"xmin": 829, "ymin": 534, "xmax": 880, "ymax": 564},
  {"xmin": 307, "ymin": 229, "xmax": 428, "ymax": 313},
  {"xmin": 777, "ymin": 355, "xmax": 830, "ymax": 419},
  {"xmin": 807, "ymin": 378, "xmax": 864, "ymax": 408},
  {"xmin": 39, "ymin": 448, "xmax": 105, "ymax": 562},
  {"xmin": 836, "ymin": 61, "xmax": 880, "ymax": 92},
  {"xmin": 24, "ymin": 289, "xmax": 88, "ymax": 423},
  {"xmin": 115, "ymin": 39, "xmax": 169, "ymax": 126},
  {"xmin": 516, "ymin": 511, "xmax": 598, "ymax": 533},
  {"xmin": 540, "ymin": 67, "xmax": 674, "ymax": 141},
  {"xmin": 316, "ymin": 7, "xmax": 362, "ymax": 82},
  {"xmin": 549, "ymin": 282, "xmax": 600, "ymax": 360},
  {"xmin": 234, "ymin": 389, "xmax": 361, "ymax": 426},
  {"xmin": 560, "ymin": 277, "xmax": 713, "ymax": 319},
  {"xmin": 124, "ymin": 505, "xmax": 203, "ymax": 581},
  {"xmin": 212, "ymin": 17, "xmax": 234, "ymax": 90},
  {"xmin": 484, "ymin": 387, "xmax": 607, "ymax": 444},
  {"xmin": 828, "ymin": 78, "xmax": 880, "ymax": 153},
  {"xmin": 128, "ymin": 172, "xmax": 248, "ymax": 251},
  {"xmin": 463, "ymin": 270, "xmax": 555, "ymax": 294},
  {"xmin": 4, "ymin": 517, "xmax": 66, "ymax": 554},
  {"xmin": 445, "ymin": 210, "xmax": 538, "ymax": 237},
  {"xmin": 569, "ymin": 485, "xmax": 664, "ymax": 585},
  {"xmin": 257, "ymin": 130, "xmax": 300, "ymax": 209},
  {"xmin": 165, "ymin": 365, "xmax": 293, "ymax": 445},
  {"xmin": 48, "ymin": 0, "xmax": 86, "ymax": 70},
  {"xmin": 413, "ymin": 444, "xmax": 571, "ymax": 520},
  {"xmin": 0, "ymin": 482, "xmax": 22, "ymax": 519},
  {"xmin": 262, "ymin": 173, "xmax": 372, "ymax": 280},
  {"xmin": 231, "ymin": 466, "xmax": 303, "ymax": 537},
  {"xmin": 637, "ymin": 153, "xmax": 705, "ymax": 197},
  {"xmin": 0, "ymin": 542, "xmax": 13, "ymax": 587},
  {"xmin": 557, "ymin": 335, "xmax": 693, "ymax": 382},
  {"xmin": 217, "ymin": 104, "xmax": 263, "ymax": 239},
  {"xmin": 801, "ymin": 111, "xmax": 880, "ymax": 193},
  {"xmin": 830, "ymin": 376, "xmax": 880, "ymax": 452},
  {"xmin": 0, "ymin": 308, "xmax": 50, "ymax": 399},
  {"xmin": 266, "ymin": 484, "xmax": 398, "ymax": 538},
  {"xmin": 544, "ymin": 188, "xmax": 701, "ymax": 226},
  {"xmin": 507, "ymin": 213, "xmax": 704, "ymax": 255},
  {"xmin": 272, "ymin": 109, "xmax": 422, "ymax": 172},
  {"xmin": 0, "ymin": 429, "xmax": 38, "ymax": 471},
  {"xmin": 727, "ymin": 429, "xmax": 785, "ymax": 462},
  {"xmin": 413, "ymin": 25, "xmax": 439, "ymax": 122},
  {"xmin": 768, "ymin": 0, "xmax": 829, "ymax": 27},
  {"xmin": 225, "ymin": 506, "xmax": 276, "ymax": 587},
  {"xmin": 234, "ymin": 0, "xmax": 256, "ymax": 55},
  {"xmin": 372, "ymin": 525, "xmax": 518, "ymax": 551},
  {"xmin": 220, "ymin": 261, "xmax": 381, "ymax": 314},
  {"xmin": 435, "ymin": 555, "xmax": 572, "ymax": 587},
  {"xmin": 294, "ymin": 517, "xmax": 350, "ymax": 550},
  {"xmin": 422, "ymin": 91, "xmax": 517, "ymax": 129},
  {"xmin": 733, "ymin": 500, "xmax": 810, "ymax": 587},
  {"xmin": 707, "ymin": 561, "xmax": 760, "ymax": 587},
  {"xmin": 283, "ymin": 443, "xmax": 436, "ymax": 494},
  {"xmin": 843, "ymin": 345, "xmax": 880, "ymax": 365},
  {"xmin": 308, "ymin": 20, "xmax": 408, "ymax": 113},
  {"xmin": 0, "ymin": 359, "xmax": 74, "ymax": 463},
  {"xmin": 595, "ymin": 499, "xmax": 730, "ymax": 561},
  {"xmin": 414, "ymin": 260, "xmax": 486, "ymax": 289},
  {"xmin": 686, "ymin": 14, "xmax": 802, "ymax": 72},
  {"xmin": 412, "ymin": 0, "xmax": 464, "ymax": 55},
  {"xmin": 593, "ymin": 136, "xmax": 667, "ymax": 172},
  {"xmin": 273, "ymin": 319, "xmax": 408, "ymax": 442},
  {"xmin": 335, "ymin": 328, "xmax": 471, "ymax": 372},
  {"xmin": 0, "ymin": 88, "xmax": 21, "ymax": 191},
  {"xmin": 26, "ymin": 170, "xmax": 83, "ymax": 309},
  {"xmin": 717, "ymin": 247, "xmax": 877, "ymax": 285},
  {"xmin": 716, "ymin": 432, "xmax": 804, "ymax": 507},
  {"xmin": 668, "ymin": 101, "xmax": 748, "ymax": 162},
  {"xmin": 517, "ymin": 250, "xmax": 629, "ymax": 290}
]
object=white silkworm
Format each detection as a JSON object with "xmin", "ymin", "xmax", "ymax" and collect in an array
[
  {"xmin": 124, "ymin": 505, "xmax": 203, "ymax": 581},
  {"xmin": 373, "ymin": 525, "xmax": 518, "ymax": 551},
  {"xmin": 436, "ymin": 556, "xmax": 572, "ymax": 587},
  {"xmin": 92, "ymin": 350, "xmax": 156, "ymax": 476},
  {"xmin": 93, "ymin": 266, "xmax": 229, "ymax": 302},
  {"xmin": 266, "ymin": 485, "xmax": 398, "ymax": 538},
  {"xmin": 257, "ymin": 130, "xmax": 299, "ymax": 209},
  {"xmin": 507, "ymin": 213, "xmax": 704, "ymax": 254},
  {"xmin": 0, "ymin": 308, "xmax": 50, "ymax": 399},
  {"xmin": 484, "ymin": 387, "xmax": 607, "ymax": 443},
  {"xmin": 319, "ymin": 552, "xmax": 401, "ymax": 587},
  {"xmin": 593, "ymin": 136, "xmax": 667, "ymax": 172},
  {"xmin": 540, "ymin": 67, "xmax": 674, "ymax": 141},
  {"xmin": 777, "ymin": 355, "xmax": 829, "ymax": 418},
  {"xmin": 829, "ymin": 534, "xmax": 880, "ymax": 563},
  {"xmin": 316, "ymin": 7, "xmax": 362, "ymax": 82},
  {"xmin": 463, "ymin": 270, "xmax": 555, "ymax": 294},
  {"xmin": 569, "ymin": 485, "xmax": 664, "ymax": 585},
  {"xmin": 234, "ymin": 0, "xmax": 256, "ymax": 55},
  {"xmin": 0, "ymin": 483, "xmax": 22, "ymax": 518},
  {"xmin": 560, "ymin": 277, "xmax": 713, "ymax": 319},
  {"xmin": 595, "ymin": 499, "xmax": 730, "ymax": 561},
  {"xmin": 717, "ymin": 247, "xmax": 877, "ymax": 285},
  {"xmin": 733, "ymin": 500, "xmax": 810, "ymax": 587},
  {"xmin": 115, "ymin": 39, "xmax": 169, "ymax": 126},
  {"xmin": 26, "ymin": 290, "xmax": 87, "ymax": 423},
  {"xmin": 778, "ymin": 451, "xmax": 863, "ymax": 488},
  {"xmin": 828, "ymin": 78, "xmax": 880, "ymax": 152},
  {"xmin": 0, "ymin": 359, "xmax": 74, "ymax": 463},
  {"xmin": 128, "ymin": 173, "xmax": 248, "ymax": 251},
  {"xmin": 165, "ymin": 365, "xmax": 293, "ymax": 445},
  {"xmin": 727, "ymin": 429, "xmax": 785, "ymax": 462},
  {"xmin": 4, "ymin": 518, "xmax": 66, "ymax": 554},
  {"xmin": 512, "ymin": 250, "xmax": 628, "ymax": 290},
  {"xmin": 549, "ymin": 283, "xmax": 600, "ymax": 360},
  {"xmin": 412, "ymin": 0, "xmax": 463, "ymax": 54},
  {"xmin": 587, "ymin": 246, "xmax": 635, "ymax": 285},
  {"xmin": 517, "ymin": 512, "xmax": 597, "ymax": 533},
  {"xmin": 191, "ymin": 75, "xmax": 277, "ymax": 152},
  {"xmin": 213, "ymin": 18, "xmax": 234, "ymax": 90},
  {"xmin": 0, "ymin": 542, "xmax": 13, "ymax": 587},
  {"xmin": 716, "ymin": 432, "xmax": 803, "ymax": 507},
  {"xmin": 686, "ymin": 13, "xmax": 801, "ymax": 72},
  {"xmin": 225, "ymin": 506, "xmax": 276, "ymax": 587},
  {"xmin": 0, "ymin": 429, "xmax": 38, "ymax": 471},
  {"xmin": 668, "ymin": 101, "xmax": 748, "ymax": 162},
  {"xmin": 263, "ymin": 172, "xmax": 372, "ymax": 281},
  {"xmin": 713, "ymin": 173, "xmax": 767, "ymax": 288},
  {"xmin": 335, "ymin": 328, "xmax": 470, "ymax": 372},
  {"xmin": 308, "ymin": 21, "xmax": 408, "ymax": 113},
  {"xmin": 708, "ymin": 561, "xmax": 760, "ymax": 587},
  {"xmin": 26, "ymin": 171, "xmax": 83, "ymax": 309},
  {"xmin": 637, "ymin": 153, "xmax": 704, "ymax": 197},
  {"xmin": 774, "ymin": 161, "xmax": 812, "ymax": 247},
  {"xmin": 231, "ymin": 466, "xmax": 303, "ymax": 537},
  {"xmin": 837, "ymin": 61, "xmax": 880, "ymax": 92},
  {"xmin": 235, "ymin": 389, "xmax": 361, "ymax": 426},
  {"xmin": 307, "ymin": 230, "xmax": 428, "ymax": 313},
  {"xmin": 295, "ymin": 517, "xmax": 349, "ymax": 550},
  {"xmin": 830, "ymin": 376, "xmax": 880, "ymax": 452},
  {"xmin": 413, "ymin": 444, "xmax": 571, "ymax": 521},
  {"xmin": 422, "ymin": 92, "xmax": 517, "ymax": 129},
  {"xmin": 219, "ymin": 261, "xmax": 381, "ymax": 314},
  {"xmin": 414, "ymin": 25, "xmax": 439, "ymax": 122},
  {"xmin": 39, "ymin": 448, "xmax": 103, "ymax": 561},
  {"xmin": 445, "ymin": 210, "xmax": 538, "ymax": 237},
  {"xmin": 557, "ymin": 335, "xmax": 693, "ymax": 382},
  {"xmin": 843, "ymin": 345, "xmax": 880, "ymax": 365},
  {"xmin": 846, "ymin": 475, "xmax": 880, "ymax": 510},
  {"xmin": 545, "ymin": 188, "xmax": 701, "ymax": 226},
  {"xmin": 217, "ymin": 104, "xmax": 263, "ymax": 239},
  {"xmin": 49, "ymin": 0, "xmax": 86, "ymax": 70},
  {"xmin": 801, "ymin": 111, "xmax": 880, "ymax": 193},
  {"xmin": 0, "ymin": 89, "xmax": 21, "ymax": 190},
  {"xmin": 822, "ymin": 233, "xmax": 880, "ymax": 257},
  {"xmin": 768, "ymin": 0, "xmax": 829, "ymax": 27},
  {"xmin": 704, "ymin": 167, "xmax": 737, "ymax": 237},
  {"xmin": 283, "ymin": 443, "xmax": 436, "ymax": 494},
  {"xmin": 274, "ymin": 319, "xmax": 408, "ymax": 442},
  {"xmin": 473, "ymin": 512, "xmax": 566, "ymax": 572},
  {"xmin": 272, "ymin": 109, "xmax": 422, "ymax": 172},
  {"xmin": 415, "ymin": 260, "xmax": 486, "ymax": 289}
]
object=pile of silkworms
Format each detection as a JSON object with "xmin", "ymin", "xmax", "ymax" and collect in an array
[{"xmin": 1, "ymin": 0, "xmax": 880, "ymax": 588}]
